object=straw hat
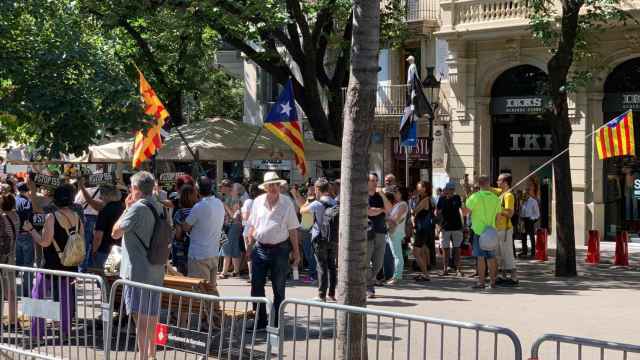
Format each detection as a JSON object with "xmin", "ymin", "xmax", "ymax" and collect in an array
[{"xmin": 259, "ymin": 171, "xmax": 287, "ymax": 190}]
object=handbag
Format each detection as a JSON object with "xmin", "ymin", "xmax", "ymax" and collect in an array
[
  {"xmin": 51, "ymin": 212, "xmax": 86, "ymax": 267},
  {"xmin": 479, "ymin": 226, "xmax": 498, "ymax": 251}
]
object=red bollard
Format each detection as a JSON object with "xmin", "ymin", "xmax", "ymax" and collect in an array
[
  {"xmin": 614, "ymin": 231, "xmax": 630, "ymax": 266},
  {"xmin": 535, "ymin": 228, "xmax": 548, "ymax": 261},
  {"xmin": 586, "ymin": 230, "xmax": 600, "ymax": 264}
]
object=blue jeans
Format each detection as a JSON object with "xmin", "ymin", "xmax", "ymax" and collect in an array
[
  {"xmin": 16, "ymin": 233, "xmax": 34, "ymax": 267},
  {"xmin": 93, "ymin": 251, "xmax": 110, "ymax": 269},
  {"xmin": 79, "ymin": 215, "xmax": 97, "ymax": 272},
  {"xmin": 251, "ymin": 241, "xmax": 291, "ymax": 328},
  {"xmin": 300, "ymin": 230, "xmax": 317, "ymax": 278},
  {"xmin": 387, "ymin": 231, "xmax": 404, "ymax": 280},
  {"xmin": 16, "ymin": 232, "xmax": 34, "ymax": 297}
]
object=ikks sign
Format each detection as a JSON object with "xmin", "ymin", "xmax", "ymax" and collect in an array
[
  {"xmin": 603, "ymin": 93, "xmax": 640, "ymax": 113},
  {"xmin": 490, "ymin": 96, "xmax": 550, "ymax": 115},
  {"xmin": 493, "ymin": 123, "xmax": 553, "ymax": 157},
  {"xmin": 392, "ymin": 137, "xmax": 429, "ymax": 160}
]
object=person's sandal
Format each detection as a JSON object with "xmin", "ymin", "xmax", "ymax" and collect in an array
[
  {"xmin": 218, "ymin": 273, "xmax": 231, "ymax": 279},
  {"xmin": 414, "ymin": 274, "xmax": 430, "ymax": 282}
]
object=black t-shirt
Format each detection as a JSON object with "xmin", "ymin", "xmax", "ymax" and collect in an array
[
  {"xmin": 94, "ymin": 201, "xmax": 125, "ymax": 254},
  {"xmin": 368, "ymin": 193, "xmax": 387, "ymax": 234},
  {"xmin": 436, "ymin": 194, "xmax": 463, "ymax": 231}
]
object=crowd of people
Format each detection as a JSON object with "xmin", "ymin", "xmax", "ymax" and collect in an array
[{"xmin": 0, "ymin": 166, "xmax": 542, "ymax": 343}]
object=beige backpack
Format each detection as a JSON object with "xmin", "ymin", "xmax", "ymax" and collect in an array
[{"xmin": 52, "ymin": 211, "xmax": 86, "ymax": 267}]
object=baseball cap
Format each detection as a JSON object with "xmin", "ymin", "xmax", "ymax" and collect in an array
[
  {"xmin": 17, "ymin": 182, "xmax": 29, "ymax": 193},
  {"xmin": 445, "ymin": 181, "xmax": 456, "ymax": 190}
]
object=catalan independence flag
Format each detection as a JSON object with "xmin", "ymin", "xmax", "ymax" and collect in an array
[
  {"xmin": 132, "ymin": 70, "xmax": 170, "ymax": 168},
  {"xmin": 263, "ymin": 80, "xmax": 307, "ymax": 176},
  {"xmin": 596, "ymin": 110, "xmax": 635, "ymax": 160}
]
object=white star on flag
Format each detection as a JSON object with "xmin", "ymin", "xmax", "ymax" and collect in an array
[
  {"xmin": 158, "ymin": 330, "xmax": 164, "ymax": 341},
  {"xmin": 280, "ymin": 102, "xmax": 292, "ymax": 117}
]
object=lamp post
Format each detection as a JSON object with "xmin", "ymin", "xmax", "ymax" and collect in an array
[{"xmin": 422, "ymin": 66, "xmax": 440, "ymax": 185}]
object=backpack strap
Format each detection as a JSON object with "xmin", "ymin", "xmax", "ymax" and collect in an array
[{"xmin": 133, "ymin": 200, "xmax": 159, "ymax": 250}]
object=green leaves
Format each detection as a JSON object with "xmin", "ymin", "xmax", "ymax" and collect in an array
[
  {"xmin": 0, "ymin": 0, "xmax": 139, "ymax": 156},
  {"xmin": 528, "ymin": 0, "xmax": 629, "ymax": 91}
]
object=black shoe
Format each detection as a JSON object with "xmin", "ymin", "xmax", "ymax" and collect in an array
[
  {"xmin": 245, "ymin": 320, "xmax": 267, "ymax": 333},
  {"xmin": 496, "ymin": 277, "xmax": 507, "ymax": 284}
]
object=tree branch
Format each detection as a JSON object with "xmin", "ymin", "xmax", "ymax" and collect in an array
[
  {"xmin": 286, "ymin": 0, "xmax": 311, "ymax": 40},
  {"xmin": 330, "ymin": 11, "xmax": 353, "ymax": 89},
  {"xmin": 118, "ymin": 17, "xmax": 171, "ymax": 90}
]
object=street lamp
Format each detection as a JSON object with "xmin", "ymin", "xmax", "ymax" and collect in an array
[{"xmin": 422, "ymin": 66, "xmax": 440, "ymax": 185}]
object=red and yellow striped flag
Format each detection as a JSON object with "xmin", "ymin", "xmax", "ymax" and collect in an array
[
  {"xmin": 132, "ymin": 70, "xmax": 170, "ymax": 168},
  {"xmin": 596, "ymin": 110, "xmax": 635, "ymax": 160}
]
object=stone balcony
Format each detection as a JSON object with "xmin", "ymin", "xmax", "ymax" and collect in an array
[
  {"xmin": 404, "ymin": 0, "xmax": 441, "ymax": 33},
  {"xmin": 342, "ymin": 84, "xmax": 409, "ymax": 117},
  {"xmin": 438, "ymin": 0, "xmax": 640, "ymax": 39}
]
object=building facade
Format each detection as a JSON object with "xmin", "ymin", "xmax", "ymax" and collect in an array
[
  {"xmin": 235, "ymin": 0, "xmax": 640, "ymax": 244},
  {"xmin": 437, "ymin": 0, "xmax": 640, "ymax": 244}
]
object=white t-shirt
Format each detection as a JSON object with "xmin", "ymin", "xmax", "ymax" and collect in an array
[
  {"xmin": 520, "ymin": 197, "xmax": 540, "ymax": 220},
  {"xmin": 74, "ymin": 187, "xmax": 100, "ymax": 216},
  {"xmin": 186, "ymin": 196, "xmax": 225, "ymax": 259},
  {"xmin": 248, "ymin": 194, "xmax": 300, "ymax": 245}
]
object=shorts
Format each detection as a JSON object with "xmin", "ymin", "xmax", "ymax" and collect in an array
[
  {"xmin": 188, "ymin": 257, "xmax": 220, "ymax": 296},
  {"xmin": 440, "ymin": 230, "xmax": 463, "ymax": 249},
  {"xmin": 472, "ymin": 234, "xmax": 496, "ymax": 259},
  {"xmin": 412, "ymin": 230, "xmax": 432, "ymax": 248},
  {"xmin": 496, "ymin": 228, "xmax": 516, "ymax": 270},
  {"xmin": 124, "ymin": 285, "xmax": 161, "ymax": 316}
]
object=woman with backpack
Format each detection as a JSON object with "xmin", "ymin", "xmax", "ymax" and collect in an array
[
  {"xmin": 0, "ymin": 193, "xmax": 19, "ymax": 330},
  {"xmin": 23, "ymin": 184, "xmax": 82, "ymax": 339}
]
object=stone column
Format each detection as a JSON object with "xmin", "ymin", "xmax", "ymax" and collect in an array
[
  {"xmin": 476, "ymin": 97, "xmax": 492, "ymax": 177},
  {"xmin": 587, "ymin": 92, "xmax": 605, "ymax": 238}
]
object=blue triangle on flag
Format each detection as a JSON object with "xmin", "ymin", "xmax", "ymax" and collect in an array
[{"xmin": 265, "ymin": 80, "xmax": 298, "ymax": 123}]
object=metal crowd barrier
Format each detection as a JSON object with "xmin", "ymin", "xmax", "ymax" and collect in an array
[
  {"xmin": 105, "ymin": 279, "xmax": 274, "ymax": 360},
  {"xmin": 0, "ymin": 264, "xmax": 108, "ymax": 360},
  {"xmin": 530, "ymin": 334, "xmax": 640, "ymax": 360},
  {"xmin": 276, "ymin": 298, "xmax": 523, "ymax": 360}
]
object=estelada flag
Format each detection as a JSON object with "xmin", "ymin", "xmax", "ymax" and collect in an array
[
  {"xmin": 263, "ymin": 80, "xmax": 307, "ymax": 176},
  {"xmin": 132, "ymin": 69, "xmax": 170, "ymax": 168},
  {"xmin": 596, "ymin": 110, "xmax": 635, "ymax": 160}
]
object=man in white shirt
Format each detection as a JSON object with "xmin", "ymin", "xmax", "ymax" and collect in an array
[
  {"xmin": 181, "ymin": 177, "xmax": 225, "ymax": 295},
  {"xmin": 519, "ymin": 186, "xmax": 540, "ymax": 258},
  {"xmin": 75, "ymin": 183, "xmax": 101, "ymax": 272},
  {"xmin": 246, "ymin": 172, "xmax": 300, "ymax": 330}
]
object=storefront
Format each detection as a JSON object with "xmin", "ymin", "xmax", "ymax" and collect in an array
[
  {"xmin": 490, "ymin": 65, "xmax": 553, "ymax": 230},
  {"xmin": 392, "ymin": 137, "xmax": 429, "ymax": 187},
  {"xmin": 602, "ymin": 57, "xmax": 640, "ymax": 239}
]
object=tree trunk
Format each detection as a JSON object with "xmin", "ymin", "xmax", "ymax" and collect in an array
[
  {"xmin": 167, "ymin": 91, "xmax": 184, "ymax": 127},
  {"xmin": 549, "ymin": 112, "xmax": 578, "ymax": 276},
  {"xmin": 336, "ymin": 1, "xmax": 380, "ymax": 359},
  {"xmin": 546, "ymin": 0, "xmax": 581, "ymax": 277}
]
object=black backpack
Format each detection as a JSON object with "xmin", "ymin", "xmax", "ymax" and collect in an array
[
  {"xmin": 136, "ymin": 200, "xmax": 171, "ymax": 265},
  {"xmin": 315, "ymin": 201, "xmax": 339, "ymax": 243}
]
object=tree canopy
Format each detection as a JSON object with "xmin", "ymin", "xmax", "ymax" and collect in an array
[{"xmin": 0, "ymin": 0, "xmax": 243, "ymax": 157}]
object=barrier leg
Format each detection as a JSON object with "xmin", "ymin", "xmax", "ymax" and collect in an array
[
  {"xmin": 614, "ymin": 231, "xmax": 630, "ymax": 266},
  {"xmin": 586, "ymin": 230, "xmax": 600, "ymax": 264},
  {"xmin": 535, "ymin": 229, "xmax": 548, "ymax": 261}
]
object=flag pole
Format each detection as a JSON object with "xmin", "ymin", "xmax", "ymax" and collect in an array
[
  {"xmin": 405, "ymin": 145, "xmax": 409, "ymax": 188},
  {"xmin": 506, "ymin": 115, "xmax": 625, "ymax": 193},
  {"xmin": 241, "ymin": 127, "xmax": 262, "ymax": 169}
]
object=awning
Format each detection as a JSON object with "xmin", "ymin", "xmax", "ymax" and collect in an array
[{"xmin": 88, "ymin": 118, "xmax": 341, "ymax": 162}]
